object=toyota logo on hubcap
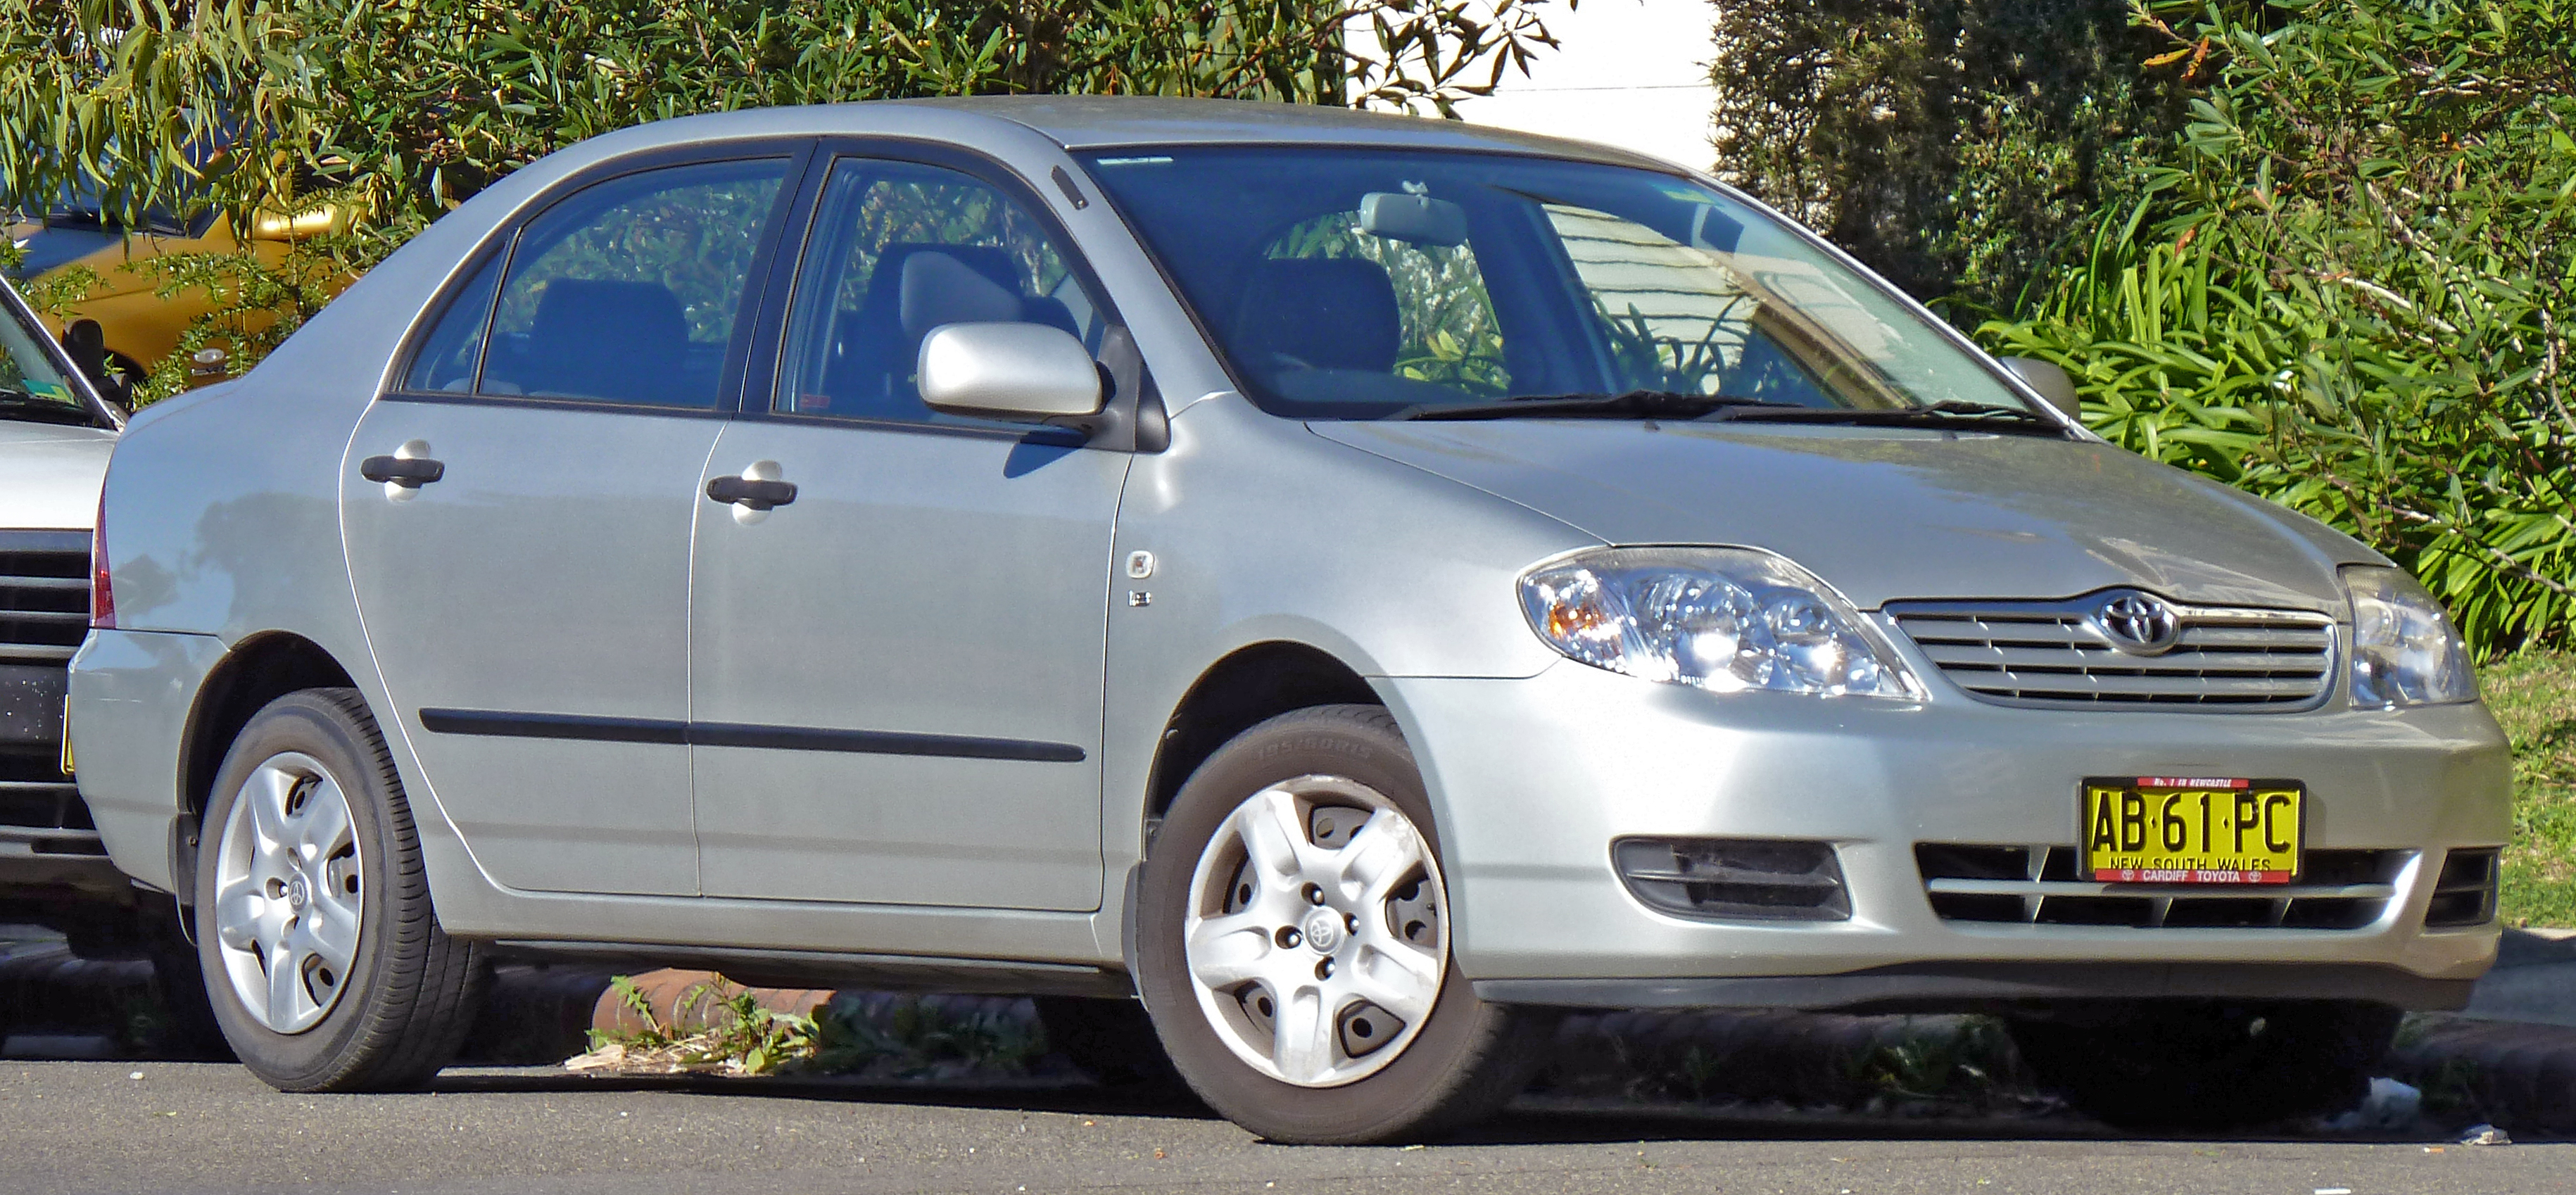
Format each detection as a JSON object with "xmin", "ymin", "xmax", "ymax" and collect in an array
[
  {"xmin": 1301, "ymin": 909, "xmax": 1344, "ymax": 954},
  {"xmin": 2093, "ymin": 592, "xmax": 2182, "ymax": 655}
]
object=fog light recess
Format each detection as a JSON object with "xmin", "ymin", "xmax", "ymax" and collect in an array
[
  {"xmin": 2425, "ymin": 847, "xmax": 2499, "ymax": 928},
  {"xmin": 1612, "ymin": 837, "xmax": 1851, "ymax": 922}
]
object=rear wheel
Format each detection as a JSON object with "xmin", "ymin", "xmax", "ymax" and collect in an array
[
  {"xmin": 2008, "ymin": 999, "xmax": 2401, "ymax": 1130},
  {"xmin": 195, "ymin": 688, "xmax": 486, "ymax": 1091},
  {"xmin": 1135, "ymin": 705, "xmax": 1555, "ymax": 1144}
]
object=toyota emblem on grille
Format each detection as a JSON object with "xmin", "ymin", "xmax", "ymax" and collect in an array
[{"xmin": 2092, "ymin": 592, "xmax": 2182, "ymax": 655}]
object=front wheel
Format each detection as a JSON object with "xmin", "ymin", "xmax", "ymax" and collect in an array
[
  {"xmin": 2008, "ymin": 999, "xmax": 2401, "ymax": 1130},
  {"xmin": 195, "ymin": 688, "xmax": 486, "ymax": 1091},
  {"xmin": 1135, "ymin": 705, "xmax": 1555, "ymax": 1144}
]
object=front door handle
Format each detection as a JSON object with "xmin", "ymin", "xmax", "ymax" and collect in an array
[
  {"xmin": 706, "ymin": 475, "xmax": 797, "ymax": 511},
  {"xmin": 360, "ymin": 455, "xmax": 445, "ymax": 487}
]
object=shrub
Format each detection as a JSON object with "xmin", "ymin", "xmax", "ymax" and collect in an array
[
  {"xmin": 1981, "ymin": 0, "xmax": 2576, "ymax": 653},
  {"xmin": 1706, "ymin": 0, "xmax": 2220, "ymax": 312}
]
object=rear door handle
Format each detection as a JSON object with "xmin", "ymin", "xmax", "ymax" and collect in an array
[
  {"xmin": 360, "ymin": 455, "xmax": 445, "ymax": 486},
  {"xmin": 706, "ymin": 475, "xmax": 797, "ymax": 510}
]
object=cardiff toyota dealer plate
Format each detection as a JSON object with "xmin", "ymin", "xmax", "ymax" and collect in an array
[{"xmin": 2081, "ymin": 776, "xmax": 2304, "ymax": 884}]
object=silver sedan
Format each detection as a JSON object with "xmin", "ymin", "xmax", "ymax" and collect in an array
[{"xmin": 66, "ymin": 97, "xmax": 2508, "ymax": 1141}]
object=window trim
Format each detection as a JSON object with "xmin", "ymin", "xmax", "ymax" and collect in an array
[
  {"xmin": 734, "ymin": 137, "xmax": 1135, "ymax": 448},
  {"xmin": 379, "ymin": 139, "xmax": 818, "ymax": 417}
]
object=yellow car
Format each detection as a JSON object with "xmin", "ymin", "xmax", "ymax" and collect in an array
[{"xmin": 5, "ymin": 201, "xmax": 346, "ymax": 386}]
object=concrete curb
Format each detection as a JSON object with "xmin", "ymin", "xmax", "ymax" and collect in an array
[{"xmin": 2385, "ymin": 1014, "xmax": 2576, "ymax": 1134}]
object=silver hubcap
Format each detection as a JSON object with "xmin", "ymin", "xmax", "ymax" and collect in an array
[
  {"xmin": 213, "ymin": 752, "xmax": 363, "ymax": 1034},
  {"xmin": 1183, "ymin": 776, "xmax": 1448, "ymax": 1087}
]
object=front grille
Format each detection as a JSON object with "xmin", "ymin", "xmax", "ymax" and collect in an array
[
  {"xmin": 1883, "ymin": 592, "xmax": 2336, "ymax": 710},
  {"xmin": 1614, "ymin": 837, "xmax": 1851, "ymax": 921},
  {"xmin": 2425, "ymin": 848, "xmax": 2499, "ymax": 928},
  {"xmin": 1916, "ymin": 842, "xmax": 2406, "ymax": 930},
  {"xmin": 1, "ymin": 531, "xmax": 89, "ymax": 667},
  {"xmin": 0, "ymin": 531, "xmax": 98, "ymax": 856},
  {"xmin": 0, "ymin": 749, "xmax": 100, "ymax": 854}
]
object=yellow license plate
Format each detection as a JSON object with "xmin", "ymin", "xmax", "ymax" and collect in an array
[{"xmin": 2081, "ymin": 777, "xmax": 2303, "ymax": 884}]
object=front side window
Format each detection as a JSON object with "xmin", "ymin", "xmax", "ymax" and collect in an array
[
  {"xmin": 454, "ymin": 158, "xmax": 788, "ymax": 409},
  {"xmin": 774, "ymin": 158, "xmax": 1106, "ymax": 426},
  {"xmin": 1080, "ymin": 147, "xmax": 2030, "ymax": 419}
]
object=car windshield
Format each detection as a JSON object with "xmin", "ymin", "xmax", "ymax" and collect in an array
[
  {"xmin": 0, "ymin": 294, "xmax": 93, "ymax": 426},
  {"xmin": 1078, "ymin": 146, "xmax": 2035, "ymax": 420}
]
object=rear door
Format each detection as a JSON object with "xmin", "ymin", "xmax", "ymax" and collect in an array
[
  {"xmin": 685, "ymin": 150, "xmax": 1130, "ymax": 910},
  {"xmin": 341, "ymin": 153, "xmax": 800, "ymax": 896}
]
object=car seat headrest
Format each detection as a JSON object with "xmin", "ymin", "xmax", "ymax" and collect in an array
[{"xmin": 899, "ymin": 251, "xmax": 1026, "ymax": 341}]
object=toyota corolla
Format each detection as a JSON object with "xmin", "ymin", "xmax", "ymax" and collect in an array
[{"xmin": 65, "ymin": 98, "xmax": 2508, "ymax": 1142}]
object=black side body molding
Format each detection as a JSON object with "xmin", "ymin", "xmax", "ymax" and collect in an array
[{"xmin": 418, "ymin": 707, "xmax": 1085, "ymax": 762}]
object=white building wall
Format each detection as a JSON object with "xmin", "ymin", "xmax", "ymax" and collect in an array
[{"xmin": 1446, "ymin": 0, "xmax": 1718, "ymax": 171}]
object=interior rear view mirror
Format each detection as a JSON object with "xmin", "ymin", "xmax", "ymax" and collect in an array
[
  {"xmin": 2000, "ymin": 356, "xmax": 2081, "ymax": 420},
  {"xmin": 1360, "ymin": 192, "xmax": 1467, "ymax": 247},
  {"xmin": 918, "ymin": 322, "xmax": 1104, "ymax": 422}
]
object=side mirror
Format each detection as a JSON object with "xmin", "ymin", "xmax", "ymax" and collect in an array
[
  {"xmin": 918, "ymin": 322, "xmax": 1104, "ymax": 422},
  {"xmin": 2000, "ymin": 356, "xmax": 2081, "ymax": 421},
  {"xmin": 248, "ymin": 204, "xmax": 345, "ymax": 242}
]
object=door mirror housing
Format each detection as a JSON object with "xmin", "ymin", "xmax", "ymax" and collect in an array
[
  {"xmin": 918, "ymin": 322, "xmax": 1104, "ymax": 422},
  {"xmin": 2000, "ymin": 355, "xmax": 2082, "ymax": 421}
]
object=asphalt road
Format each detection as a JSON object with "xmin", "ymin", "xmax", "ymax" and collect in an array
[{"xmin": 3, "ymin": 1062, "xmax": 2566, "ymax": 1195}]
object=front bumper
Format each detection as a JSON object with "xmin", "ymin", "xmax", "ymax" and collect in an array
[{"xmin": 1382, "ymin": 662, "xmax": 2511, "ymax": 1011}]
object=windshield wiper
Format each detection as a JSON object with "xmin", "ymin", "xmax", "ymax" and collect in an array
[
  {"xmin": 1399, "ymin": 390, "xmax": 1806, "ymax": 421},
  {"xmin": 1707, "ymin": 399, "xmax": 2071, "ymax": 437}
]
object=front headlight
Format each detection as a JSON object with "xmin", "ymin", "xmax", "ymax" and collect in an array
[
  {"xmin": 1519, "ymin": 547, "xmax": 1918, "ymax": 697},
  {"xmin": 2343, "ymin": 566, "xmax": 2475, "ymax": 707}
]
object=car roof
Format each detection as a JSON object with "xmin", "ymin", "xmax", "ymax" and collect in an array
[
  {"xmin": 593, "ymin": 96, "xmax": 1688, "ymax": 175},
  {"xmin": 889, "ymin": 96, "xmax": 1685, "ymax": 170}
]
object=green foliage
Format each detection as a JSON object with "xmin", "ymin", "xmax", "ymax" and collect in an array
[
  {"xmin": 2, "ymin": 0, "xmax": 1562, "ymax": 234},
  {"xmin": 0, "ymin": 0, "xmax": 1565, "ymax": 392},
  {"xmin": 807, "ymin": 994, "xmax": 1047, "ymax": 1077},
  {"xmin": 583, "ymin": 975, "xmax": 816, "ymax": 1075},
  {"xmin": 1843, "ymin": 1016, "xmax": 2028, "ymax": 1112},
  {"xmin": 1707, "ymin": 0, "xmax": 2219, "ymax": 312},
  {"xmin": 2482, "ymin": 651, "xmax": 2576, "ymax": 925},
  {"xmin": 1982, "ymin": 0, "xmax": 2576, "ymax": 655}
]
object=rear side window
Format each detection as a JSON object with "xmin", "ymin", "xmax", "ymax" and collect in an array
[
  {"xmin": 400, "ymin": 253, "xmax": 502, "ymax": 393},
  {"xmin": 417, "ymin": 158, "xmax": 789, "ymax": 408}
]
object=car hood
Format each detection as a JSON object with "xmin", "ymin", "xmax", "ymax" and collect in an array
[
  {"xmin": 0, "ymin": 419, "xmax": 115, "ymax": 531},
  {"xmin": 1311, "ymin": 419, "xmax": 2375, "ymax": 612}
]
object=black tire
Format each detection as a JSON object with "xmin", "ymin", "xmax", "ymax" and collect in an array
[
  {"xmin": 2007, "ymin": 999, "xmax": 2401, "ymax": 1130},
  {"xmin": 1035, "ymin": 995, "xmax": 1189, "ymax": 1094},
  {"xmin": 1135, "ymin": 704, "xmax": 1557, "ymax": 1144},
  {"xmin": 192, "ymin": 688, "xmax": 486, "ymax": 1091}
]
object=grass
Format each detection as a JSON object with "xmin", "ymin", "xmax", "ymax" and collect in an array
[{"xmin": 2482, "ymin": 650, "xmax": 2576, "ymax": 928}]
